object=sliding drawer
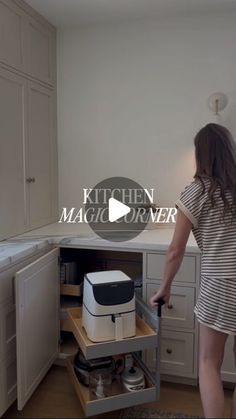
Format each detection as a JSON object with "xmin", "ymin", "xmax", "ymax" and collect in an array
[
  {"xmin": 60, "ymin": 283, "xmax": 82, "ymax": 297},
  {"xmin": 146, "ymin": 330, "xmax": 194, "ymax": 377},
  {"xmin": 146, "ymin": 253, "xmax": 196, "ymax": 283},
  {"xmin": 146, "ymin": 283, "xmax": 195, "ymax": 329},
  {"xmin": 60, "ymin": 318, "xmax": 72, "ymax": 332},
  {"xmin": 67, "ymin": 355, "xmax": 156, "ymax": 417},
  {"xmin": 67, "ymin": 307, "xmax": 156, "ymax": 359}
]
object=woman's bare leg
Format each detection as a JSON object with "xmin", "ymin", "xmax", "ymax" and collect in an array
[
  {"xmin": 230, "ymin": 337, "xmax": 236, "ymax": 418},
  {"xmin": 199, "ymin": 323, "xmax": 228, "ymax": 418}
]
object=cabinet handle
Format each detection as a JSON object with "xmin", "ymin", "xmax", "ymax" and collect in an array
[
  {"xmin": 167, "ymin": 304, "xmax": 173, "ymax": 309},
  {"xmin": 166, "ymin": 348, "xmax": 172, "ymax": 354},
  {"xmin": 26, "ymin": 177, "xmax": 36, "ymax": 183}
]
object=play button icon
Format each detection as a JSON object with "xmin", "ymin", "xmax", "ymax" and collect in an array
[
  {"xmin": 108, "ymin": 197, "xmax": 131, "ymax": 222},
  {"xmin": 85, "ymin": 176, "xmax": 151, "ymax": 242}
]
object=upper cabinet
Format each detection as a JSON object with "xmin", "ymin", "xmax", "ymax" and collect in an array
[
  {"xmin": 26, "ymin": 16, "xmax": 56, "ymax": 86},
  {"xmin": 0, "ymin": 0, "xmax": 58, "ymax": 240},
  {"xmin": 0, "ymin": 0, "xmax": 56, "ymax": 87},
  {"xmin": 0, "ymin": 0, "xmax": 26, "ymax": 71},
  {"xmin": 0, "ymin": 67, "xmax": 28, "ymax": 239}
]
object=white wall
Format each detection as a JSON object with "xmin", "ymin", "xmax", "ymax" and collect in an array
[{"xmin": 57, "ymin": 13, "xmax": 236, "ymax": 210}]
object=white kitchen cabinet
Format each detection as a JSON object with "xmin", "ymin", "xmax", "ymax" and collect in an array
[
  {"xmin": 146, "ymin": 253, "xmax": 196, "ymax": 283},
  {"xmin": 15, "ymin": 248, "xmax": 59, "ymax": 409},
  {"xmin": 26, "ymin": 16, "xmax": 56, "ymax": 86},
  {"xmin": 146, "ymin": 330, "xmax": 194, "ymax": 378},
  {"xmin": 0, "ymin": 245, "xmax": 50, "ymax": 412},
  {"xmin": 146, "ymin": 283, "xmax": 195, "ymax": 329},
  {"xmin": 0, "ymin": 68, "xmax": 28, "ymax": 240},
  {"xmin": 0, "ymin": 67, "xmax": 58, "ymax": 239},
  {"xmin": 144, "ymin": 251, "xmax": 199, "ymax": 383},
  {"xmin": 221, "ymin": 335, "xmax": 235, "ymax": 383},
  {"xmin": 0, "ymin": 0, "xmax": 56, "ymax": 86},
  {"xmin": 160, "ymin": 330, "xmax": 194, "ymax": 376},
  {"xmin": 27, "ymin": 81, "xmax": 57, "ymax": 229},
  {"xmin": 0, "ymin": 0, "xmax": 26, "ymax": 72},
  {"xmin": 0, "ymin": 351, "xmax": 17, "ymax": 417},
  {"xmin": 0, "ymin": 0, "xmax": 57, "ymax": 240},
  {"xmin": 0, "ymin": 300, "xmax": 16, "ymax": 359}
]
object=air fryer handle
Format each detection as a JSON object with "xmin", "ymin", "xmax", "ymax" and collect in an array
[
  {"xmin": 157, "ymin": 298, "xmax": 165, "ymax": 317},
  {"xmin": 114, "ymin": 314, "xmax": 123, "ymax": 340}
]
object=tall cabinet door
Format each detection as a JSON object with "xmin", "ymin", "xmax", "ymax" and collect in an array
[
  {"xmin": 15, "ymin": 248, "xmax": 59, "ymax": 410},
  {"xmin": 27, "ymin": 81, "xmax": 58, "ymax": 229},
  {"xmin": 0, "ymin": 67, "xmax": 28, "ymax": 240}
]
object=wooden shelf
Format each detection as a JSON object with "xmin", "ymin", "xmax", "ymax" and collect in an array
[
  {"xmin": 60, "ymin": 283, "xmax": 82, "ymax": 297},
  {"xmin": 67, "ymin": 355, "xmax": 156, "ymax": 417},
  {"xmin": 60, "ymin": 318, "xmax": 72, "ymax": 332},
  {"xmin": 67, "ymin": 307, "xmax": 156, "ymax": 359},
  {"xmin": 60, "ymin": 333, "xmax": 78, "ymax": 356}
]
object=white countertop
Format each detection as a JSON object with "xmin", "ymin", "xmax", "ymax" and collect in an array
[
  {"xmin": 0, "ymin": 239, "xmax": 50, "ymax": 271},
  {"xmin": 0, "ymin": 222, "xmax": 199, "ymax": 271}
]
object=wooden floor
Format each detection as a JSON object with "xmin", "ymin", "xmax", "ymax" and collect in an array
[{"xmin": 3, "ymin": 366, "xmax": 234, "ymax": 418}]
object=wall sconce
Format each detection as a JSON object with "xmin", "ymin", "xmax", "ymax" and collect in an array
[{"xmin": 207, "ymin": 92, "xmax": 228, "ymax": 115}]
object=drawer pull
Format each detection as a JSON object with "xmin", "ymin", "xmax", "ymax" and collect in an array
[
  {"xmin": 167, "ymin": 304, "xmax": 173, "ymax": 309},
  {"xmin": 166, "ymin": 348, "xmax": 172, "ymax": 354}
]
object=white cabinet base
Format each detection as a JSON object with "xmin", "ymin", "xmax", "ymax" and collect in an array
[{"xmin": 15, "ymin": 248, "xmax": 59, "ymax": 410}]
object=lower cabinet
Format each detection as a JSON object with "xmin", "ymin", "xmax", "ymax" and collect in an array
[
  {"xmin": 0, "ymin": 351, "xmax": 17, "ymax": 417},
  {"xmin": 145, "ymin": 330, "xmax": 194, "ymax": 379},
  {"xmin": 145, "ymin": 281, "xmax": 197, "ymax": 380},
  {"xmin": 221, "ymin": 335, "xmax": 235, "ymax": 383},
  {"xmin": 1, "ymin": 245, "xmax": 235, "ymax": 418},
  {"xmin": 0, "ymin": 247, "xmax": 161, "ymax": 418},
  {"xmin": 15, "ymin": 248, "xmax": 59, "ymax": 410},
  {"xmin": 0, "ymin": 247, "xmax": 59, "ymax": 416},
  {"xmin": 146, "ymin": 283, "xmax": 195, "ymax": 330},
  {"xmin": 160, "ymin": 330, "xmax": 194, "ymax": 376},
  {"xmin": 0, "ymin": 300, "xmax": 16, "ymax": 360}
]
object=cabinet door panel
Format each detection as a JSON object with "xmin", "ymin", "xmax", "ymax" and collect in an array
[
  {"xmin": 221, "ymin": 335, "xmax": 236, "ymax": 382},
  {"xmin": 0, "ymin": 351, "xmax": 17, "ymax": 416},
  {"xmin": 147, "ymin": 253, "xmax": 196, "ymax": 283},
  {"xmin": 0, "ymin": 68, "xmax": 28, "ymax": 240},
  {"xmin": 15, "ymin": 248, "xmax": 59, "ymax": 410},
  {"xmin": 145, "ymin": 331, "xmax": 194, "ymax": 378},
  {"xmin": 0, "ymin": 300, "xmax": 16, "ymax": 360},
  {"xmin": 27, "ymin": 17, "xmax": 54, "ymax": 85},
  {"xmin": 0, "ymin": 0, "xmax": 25, "ymax": 70},
  {"xmin": 28, "ymin": 82, "xmax": 57, "ymax": 228},
  {"xmin": 146, "ymin": 283, "xmax": 195, "ymax": 329}
]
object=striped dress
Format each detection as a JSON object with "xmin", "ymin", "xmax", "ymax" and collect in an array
[{"xmin": 176, "ymin": 178, "xmax": 236, "ymax": 335}]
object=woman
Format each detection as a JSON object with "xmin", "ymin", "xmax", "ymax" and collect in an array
[{"xmin": 150, "ymin": 123, "xmax": 236, "ymax": 418}]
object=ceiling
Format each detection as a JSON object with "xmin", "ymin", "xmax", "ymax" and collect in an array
[{"xmin": 25, "ymin": 0, "xmax": 236, "ymax": 27}]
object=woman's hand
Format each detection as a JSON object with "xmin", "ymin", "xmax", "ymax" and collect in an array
[{"xmin": 149, "ymin": 285, "xmax": 171, "ymax": 307}]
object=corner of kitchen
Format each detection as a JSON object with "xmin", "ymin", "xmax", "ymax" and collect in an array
[{"xmin": 0, "ymin": 0, "xmax": 236, "ymax": 418}]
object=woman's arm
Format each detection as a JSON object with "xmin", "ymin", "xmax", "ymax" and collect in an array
[{"xmin": 149, "ymin": 209, "xmax": 192, "ymax": 306}]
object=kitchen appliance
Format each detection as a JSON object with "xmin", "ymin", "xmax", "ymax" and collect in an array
[
  {"xmin": 74, "ymin": 349, "xmax": 114, "ymax": 386},
  {"xmin": 121, "ymin": 366, "xmax": 145, "ymax": 392},
  {"xmin": 82, "ymin": 270, "xmax": 136, "ymax": 342}
]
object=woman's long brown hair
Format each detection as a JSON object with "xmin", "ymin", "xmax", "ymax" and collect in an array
[{"xmin": 194, "ymin": 123, "xmax": 236, "ymax": 220}]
